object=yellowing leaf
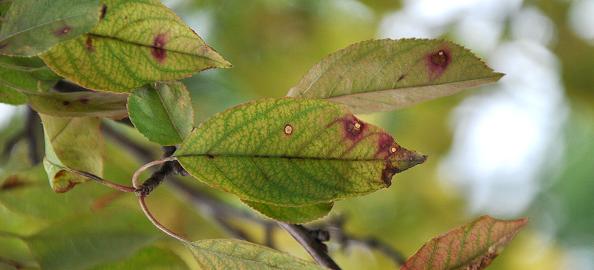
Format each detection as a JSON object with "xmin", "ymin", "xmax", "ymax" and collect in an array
[
  {"xmin": 287, "ymin": 39, "xmax": 503, "ymax": 114},
  {"xmin": 0, "ymin": 0, "xmax": 99, "ymax": 56},
  {"xmin": 243, "ymin": 200, "xmax": 333, "ymax": 224},
  {"xmin": 176, "ymin": 98, "xmax": 426, "ymax": 210},
  {"xmin": 401, "ymin": 216, "xmax": 528, "ymax": 270},
  {"xmin": 40, "ymin": 0, "xmax": 231, "ymax": 92},
  {"xmin": 30, "ymin": 91, "xmax": 128, "ymax": 118},
  {"xmin": 40, "ymin": 114, "xmax": 103, "ymax": 192},
  {"xmin": 128, "ymin": 82, "xmax": 194, "ymax": 145},
  {"xmin": 188, "ymin": 239, "xmax": 324, "ymax": 270}
]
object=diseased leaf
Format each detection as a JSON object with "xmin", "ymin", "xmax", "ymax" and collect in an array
[
  {"xmin": 243, "ymin": 200, "xmax": 333, "ymax": 224},
  {"xmin": 29, "ymin": 90, "xmax": 128, "ymax": 118},
  {"xmin": 128, "ymin": 82, "xmax": 194, "ymax": 145},
  {"xmin": 188, "ymin": 239, "xmax": 324, "ymax": 270},
  {"xmin": 40, "ymin": 0, "xmax": 231, "ymax": 92},
  {"xmin": 0, "ymin": 55, "xmax": 60, "ymax": 100},
  {"xmin": 0, "ymin": 0, "xmax": 100, "ymax": 56},
  {"xmin": 401, "ymin": 216, "xmax": 528, "ymax": 270},
  {"xmin": 287, "ymin": 39, "xmax": 503, "ymax": 114},
  {"xmin": 40, "ymin": 114, "xmax": 103, "ymax": 192},
  {"xmin": 25, "ymin": 207, "xmax": 160, "ymax": 270},
  {"xmin": 176, "ymin": 98, "xmax": 426, "ymax": 209},
  {"xmin": 90, "ymin": 246, "xmax": 188, "ymax": 270}
]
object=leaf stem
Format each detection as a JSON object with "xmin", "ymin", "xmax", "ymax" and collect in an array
[
  {"xmin": 138, "ymin": 195, "xmax": 190, "ymax": 244},
  {"xmin": 67, "ymin": 168, "xmax": 135, "ymax": 193}
]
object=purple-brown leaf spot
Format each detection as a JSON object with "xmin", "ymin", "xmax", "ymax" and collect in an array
[
  {"xmin": 100, "ymin": 4, "xmax": 107, "ymax": 20},
  {"xmin": 85, "ymin": 36, "xmax": 94, "ymax": 52},
  {"xmin": 375, "ymin": 132, "xmax": 395, "ymax": 159},
  {"xmin": 151, "ymin": 33, "xmax": 167, "ymax": 63},
  {"xmin": 342, "ymin": 114, "xmax": 366, "ymax": 141},
  {"xmin": 79, "ymin": 97, "xmax": 90, "ymax": 104},
  {"xmin": 54, "ymin": 26, "xmax": 72, "ymax": 37},
  {"xmin": 426, "ymin": 48, "xmax": 451, "ymax": 80},
  {"xmin": 62, "ymin": 101, "xmax": 70, "ymax": 106}
]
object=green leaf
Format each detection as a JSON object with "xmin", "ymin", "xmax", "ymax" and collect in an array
[
  {"xmin": 0, "ymin": 55, "xmax": 60, "ymax": 98},
  {"xmin": 287, "ymin": 39, "xmax": 503, "ymax": 114},
  {"xmin": 401, "ymin": 216, "xmax": 528, "ymax": 270},
  {"xmin": 25, "ymin": 207, "xmax": 160, "ymax": 270},
  {"xmin": 29, "ymin": 90, "xmax": 128, "ymax": 118},
  {"xmin": 128, "ymin": 82, "xmax": 194, "ymax": 145},
  {"xmin": 0, "ymin": 0, "xmax": 100, "ymax": 56},
  {"xmin": 40, "ymin": 0, "xmax": 231, "ymax": 92},
  {"xmin": 188, "ymin": 239, "xmax": 324, "ymax": 270},
  {"xmin": 176, "ymin": 98, "xmax": 426, "ymax": 207},
  {"xmin": 90, "ymin": 246, "xmax": 188, "ymax": 270},
  {"xmin": 243, "ymin": 200, "xmax": 333, "ymax": 224},
  {"xmin": 40, "ymin": 114, "xmax": 103, "ymax": 192}
]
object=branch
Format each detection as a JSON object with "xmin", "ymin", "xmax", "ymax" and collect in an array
[
  {"xmin": 25, "ymin": 107, "xmax": 42, "ymax": 164},
  {"xmin": 278, "ymin": 223, "xmax": 341, "ymax": 270}
]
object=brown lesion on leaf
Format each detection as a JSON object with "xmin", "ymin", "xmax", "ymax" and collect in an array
[
  {"xmin": 62, "ymin": 100, "xmax": 71, "ymax": 106},
  {"xmin": 100, "ymin": 4, "xmax": 108, "ymax": 20},
  {"xmin": 53, "ymin": 170, "xmax": 78, "ymax": 193},
  {"xmin": 0, "ymin": 175, "xmax": 30, "ymax": 191},
  {"xmin": 151, "ymin": 33, "xmax": 168, "ymax": 63},
  {"xmin": 397, "ymin": 74, "xmax": 406, "ymax": 82},
  {"xmin": 54, "ymin": 25, "xmax": 72, "ymax": 37},
  {"xmin": 283, "ymin": 124, "xmax": 294, "ymax": 136},
  {"xmin": 85, "ymin": 36, "xmax": 95, "ymax": 52},
  {"xmin": 425, "ymin": 47, "xmax": 452, "ymax": 80},
  {"xmin": 341, "ymin": 114, "xmax": 366, "ymax": 141},
  {"xmin": 79, "ymin": 97, "xmax": 90, "ymax": 104}
]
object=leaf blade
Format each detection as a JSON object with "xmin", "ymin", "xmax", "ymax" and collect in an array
[
  {"xmin": 401, "ymin": 216, "xmax": 528, "ymax": 270},
  {"xmin": 128, "ymin": 82, "xmax": 194, "ymax": 145},
  {"xmin": 176, "ymin": 98, "xmax": 426, "ymax": 209},
  {"xmin": 40, "ymin": 0, "xmax": 231, "ymax": 92},
  {"xmin": 287, "ymin": 39, "xmax": 502, "ymax": 113},
  {"xmin": 188, "ymin": 239, "xmax": 324, "ymax": 270},
  {"xmin": 243, "ymin": 200, "xmax": 333, "ymax": 224},
  {"xmin": 0, "ymin": 0, "xmax": 100, "ymax": 56}
]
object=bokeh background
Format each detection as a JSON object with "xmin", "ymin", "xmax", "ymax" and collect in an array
[{"xmin": 1, "ymin": 0, "xmax": 593, "ymax": 269}]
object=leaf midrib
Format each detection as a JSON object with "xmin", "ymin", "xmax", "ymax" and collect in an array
[{"xmin": 176, "ymin": 153, "xmax": 388, "ymax": 162}]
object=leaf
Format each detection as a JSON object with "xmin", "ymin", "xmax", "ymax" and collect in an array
[
  {"xmin": 90, "ymin": 246, "xmax": 188, "ymax": 270},
  {"xmin": 29, "ymin": 90, "xmax": 128, "ymax": 118},
  {"xmin": 176, "ymin": 98, "xmax": 427, "ymax": 207},
  {"xmin": 287, "ymin": 39, "xmax": 503, "ymax": 114},
  {"xmin": 0, "ymin": 55, "xmax": 60, "ymax": 97},
  {"xmin": 40, "ymin": 0, "xmax": 231, "ymax": 92},
  {"xmin": 188, "ymin": 239, "xmax": 324, "ymax": 270},
  {"xmin": 40, "ymin": 114, "xmax": 103, "ymax": 192},
  {"xmin": 25, "ymin": 207, "xmax": 160, "ymax": 270},
  {"xmin": 0, "ymin": 87, "xmax": 26, "ymax": 105},
  {"xmin": 401, "ymin": 216, "xmax": 528, "ymax": 270},
  {"xmin": 243, "ymin": 200, "xmax": 333, "ymax": 224},
  {"xmin": 0, "ymin": 0, "xmax": 100, "ymax": 56},
  {"xmin": 128, "ymin": 82, "xmax": 194, "ymax": 145}
]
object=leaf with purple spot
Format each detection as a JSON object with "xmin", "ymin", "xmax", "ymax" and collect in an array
[
  {"xmin": 175, "ymin": 98, "xmax": 426, "ymax": 220},
  {"xmin": 0, "ymin": 0, "xmax": 100, "ymax": 56},
  {"xmin": 40, "ymin": 0, "xmax": 231, "ymax": 92},
  {"xmin": 287, "ymin": 39, "xmax": 503, "ymax": 114}
]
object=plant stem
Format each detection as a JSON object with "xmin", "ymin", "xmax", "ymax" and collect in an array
[{"xmin": 279, "ymin": 223, "xmax": 341, "ymax": 270}]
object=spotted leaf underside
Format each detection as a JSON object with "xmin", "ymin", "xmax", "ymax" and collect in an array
[
  {"xmin": 40, "ymin": 0, "xmax": 231, "ymax": 92},
  {"xmin": 0, "ymin": 0, "xmax": 100, "ymax": 56},
  {"xmin": 176, "ymin": 98, "xmax": 426, "ymax": 222},
  {"xmin": 402, "ymin": 216, "xmax": 528, "ymax": 270},
  {"xmin": 287, "ymin": 39, "xmax": 503, "ymax": 114}
]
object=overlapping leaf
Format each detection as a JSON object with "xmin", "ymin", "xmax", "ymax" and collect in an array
[
  {"xmin": 287, "ymin": 39, "xmax": 503, "ymax": 113},
  {"xmin": 176, "ymin": 98, "xmax": 426, "ymax": 210},
  {"xmin": 90, "ymin": 246, "xmax": 189, "ymax": 270},
  {"xmin": 188, "ymin": 239, "xmax": 324, "ymax": 270},
  {"xmin": 243, "ymin": 200, "xmax": 333, "ymax": 224},
  {"xmin": 40, "ymin": 114, "xmax": 103, "ymax": 192},
  {"xmin": 401, "ymin": 216, "xmax": 527, "ymax": 270},
  {"xmin": 29, "ymin": 90, "xmax": 128, "ymax": 118},
  {"xmin": 0, "ymin": 55, "xmax": 60, "ymax": 104},
  {"xmin": 0, "ymin": 0, "xmax": 100, "ymax": 56},
  {"xmin": 128, "ymin": 82, "xmax": 194, "ymax": 145},
  {"xmin": 41, "ymin": 0, "xmax": 231, "ymax": 92}
]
